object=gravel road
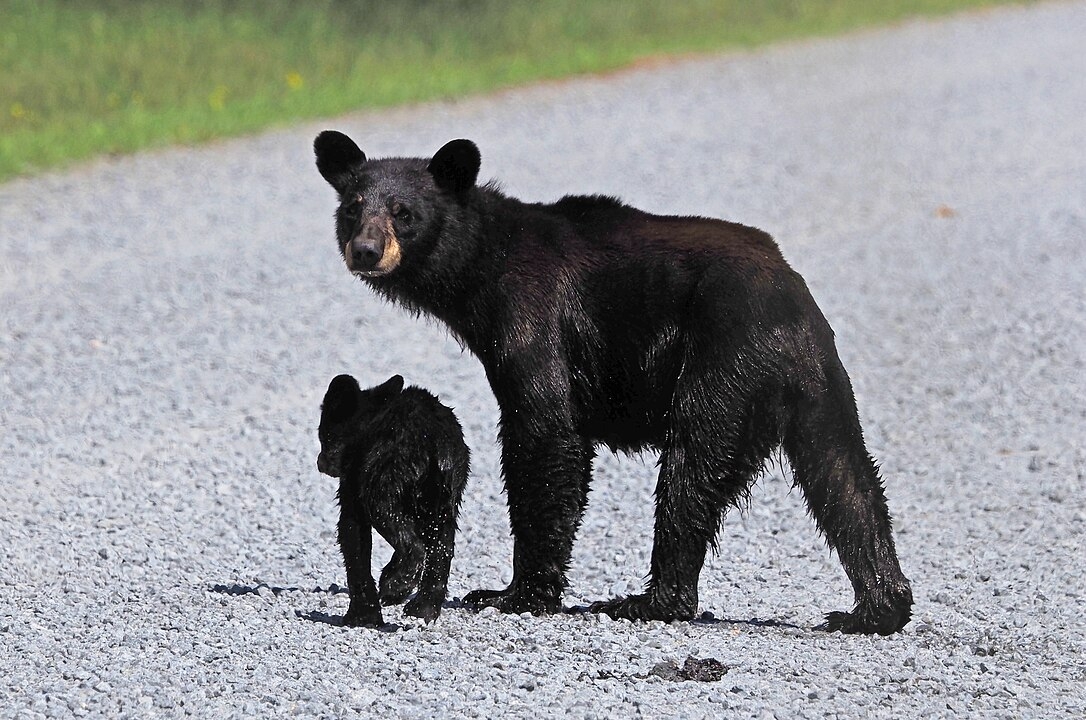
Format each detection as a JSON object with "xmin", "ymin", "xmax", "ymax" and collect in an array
[{"xmin": 2, "ymin": 2, "xmax": 1084, "ymax": 717}]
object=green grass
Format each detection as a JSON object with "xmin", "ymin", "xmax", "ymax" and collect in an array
[{"xmin": 1, "ymin": 0, "xmax": 1023, "ymax": 181}]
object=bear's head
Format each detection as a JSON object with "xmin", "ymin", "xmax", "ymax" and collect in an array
[
  {"xmin": 314, "ymin": 131, "xmax": 480, "ymax": 279},
  {"xmin": 317, "ymin": 373, "xmax": 405, "ymax": 478}
]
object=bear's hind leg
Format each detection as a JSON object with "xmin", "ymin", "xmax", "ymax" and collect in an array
[{"xmin": 783, "ymin": 365, "xmax": 913, "ymax": 635}]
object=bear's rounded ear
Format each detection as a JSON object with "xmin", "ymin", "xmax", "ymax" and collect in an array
[
  {"xmin": 378, "ymin": 374, "xmax": 405, "ymax": 397},
  {"xmin": 314, "ymin": 131, "xmax": 367, "ymax": 194},
  {"xmin": 323, "ymin": 374, "xmax": 361, "ymax": 419},
  {"xmin": 427, "ymin": 139, "xmax": 480, "ymax": 195}
]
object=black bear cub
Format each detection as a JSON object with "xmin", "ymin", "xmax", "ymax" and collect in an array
[
  {"xmin": 314, "ymin": 131, "xmax": 914, "ymax": 635},
  {"xmin": 317, "ymin": 373, "xmax": 469, "ymax": 626}
]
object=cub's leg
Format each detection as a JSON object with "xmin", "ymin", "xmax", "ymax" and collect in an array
[
  {"xmin": 338, "ymin": 500, "xmax": 383, "ymax": 627},
  {"xmin": 375, "ymin": 521, "xmax": 425, "ymax": 606},
  {"xmin": 404, "ymin": 458, "xmax": 467, "ymax": 623}
]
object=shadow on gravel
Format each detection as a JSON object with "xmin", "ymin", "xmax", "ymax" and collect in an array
[
  {"xmin": 209, "ymin": 582, "xmax": 399, "ymax": 631},
  {"xmin": 295, "ymin": 610, "xmax": 401, "ymax": 632},
  {"xmin": 693, "ymin": 615, "xmax": 805, "ymax": 632},
  {"xmin": 564, "ymin": 605, "xmax": 803, "ymax": 632},
  {"xmin": 211, "ymin": 583, "xmax": 804, "ymax": 636},
  {"xmin": 209, "ymin": 582, "xmax": 349, "ymax": 597}
]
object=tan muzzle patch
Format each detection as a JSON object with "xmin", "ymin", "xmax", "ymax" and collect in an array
[
  {"xmin": 343, "ymin": 239, "xmax": 354, "ymax": 271},
  {"xmin": 343, "ymin": 215, "xmax": 402, "ymax": 276},
  {"xmin": 375, "ymin": 237, "xmax": 401, "ymax": 273}
]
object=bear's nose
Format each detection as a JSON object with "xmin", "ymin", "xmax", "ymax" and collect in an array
[
  {"xmin": 350, "ymin": 236, "xmax": 383, "ymax": 270},
  {"xmin": 316, "ymin": 454, "xmax": 338, "ymax": 477}
]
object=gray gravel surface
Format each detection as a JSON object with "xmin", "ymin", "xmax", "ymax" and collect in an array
[{"xmin": 2, "ymin": 2, "xmax": 1085, "ymax": 717}]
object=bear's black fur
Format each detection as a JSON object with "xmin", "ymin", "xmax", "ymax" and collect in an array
[
  {"xmin": 314, "ymin": 131, "xmax": 913, "ymax": 635},
  {"xmin": 317, "ymin": 373, "xmax": 469, "ymax": 626}
]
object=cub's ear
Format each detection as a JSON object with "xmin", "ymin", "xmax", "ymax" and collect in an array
[
  {"xmin": 427, "ymin": 139, "xmax": 480, "ymax": 195},
  {"xmin": 314, "ymin": 131, "xmax": 367, "ymax": 194},
  {"xmin": 375, "ymin": 374, "xmax": 405, "ymax": 398},
  {"xmin": 322, "ymin": 374, "xmax": 361, "ymax": 420}
]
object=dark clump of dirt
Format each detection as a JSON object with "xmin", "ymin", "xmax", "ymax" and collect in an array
[
  {"xmin": 649, "ymin": 656, "xmax": 729, "ymax": 682},
  {"xmin": 583, "ymin": 655, "xmax": 728, "ymax": 683}
]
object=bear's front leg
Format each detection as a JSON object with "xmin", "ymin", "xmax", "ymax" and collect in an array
[
  {"xmin": 464, "ymin": 426, "xmax": 593, "ymax": 616},
  {"xmin": 338, "ymin": 503, "xmax": 383, "ymax": 628}
]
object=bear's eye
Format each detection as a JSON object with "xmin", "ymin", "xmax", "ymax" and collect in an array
[
  {"xmin": 391, "ymin": 202, "xmax": 413, "ymax": 222},
  {"xmin": 342, "ymin": 198, "xmax": 364, "ymax": 218}
]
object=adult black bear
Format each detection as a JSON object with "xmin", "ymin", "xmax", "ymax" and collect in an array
[
  {"xmin": 317, "ymin": 373, "xmax": 469, "ymax": 626},
  {"xmin": 314, "ymin": 131, "xmax": 913, "ymax": 634}
]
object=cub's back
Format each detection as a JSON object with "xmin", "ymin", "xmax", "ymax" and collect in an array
[{"xmin": 383, "ymin": 387, "xmax": 468, "ymax": 459}]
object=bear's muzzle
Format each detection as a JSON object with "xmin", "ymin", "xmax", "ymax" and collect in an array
[{"xmin": 344, "ymin": 215, "xmax": 402, "ymax": 277}]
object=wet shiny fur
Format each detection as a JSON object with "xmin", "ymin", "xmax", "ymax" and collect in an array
[
  {"xmin": 315, "ymin": 132, "xmax": 912, "ymax": 634},
  {"xmin": 318, "ymin": 374, "xmax": 469, "ymax": 626}
]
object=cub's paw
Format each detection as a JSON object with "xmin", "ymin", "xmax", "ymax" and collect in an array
[
  {"xmin": 816, "ymin": 604, "xmax": 911, "ymax": 636},
  {"xmin": 463, "ymin": 587, "xmax": 559, "ymax": 616},
  {"xmin": 379, "ymin": 558, "xmax": 424, "ymax": 606},
  {"xmin": 379, "ymin": 574, "xmax": 420, "ymax": 606},
  {"xmin": 404, "ymin": 595, "xmax": 442, "ymax": 624},
  {"xmin": 343, "ymin": 603, "xmax": 384, "ymax": 628},
  {"xmin": 588, "ymin": 593, "xmax": 695, "ymax": 622},
  {"xmin": 461, "ymin": 588, "xmax": 504, "ymax": 606}
]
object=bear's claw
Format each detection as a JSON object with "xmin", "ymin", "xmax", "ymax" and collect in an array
[
  {"xmin": 463, "ymin": 587, "xmax": 558, "ymax": 616},
  {"xmin": 403, "ymin": 595, "xmax": 442, "ymax": 624},
  {"xmin": 588, "ymin": 593, "xmax": 694, "ymax": 622},
  {"xmin": 815, "ymin": 604, "xmax": 911, "ymax": 635}
]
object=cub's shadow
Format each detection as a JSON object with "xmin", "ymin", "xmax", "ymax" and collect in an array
[
  {"xmin": 295, "ymin": 599, "xmax": 474, "ymax": 630},
  {"xmin": 208, "ymin": 582, "xmax": 466, "ymax": 632}
]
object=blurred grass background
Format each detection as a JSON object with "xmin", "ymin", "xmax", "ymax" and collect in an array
[{"xmin": 1, "ymin": 0, "xmax": 1021, "ymax": 181}]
